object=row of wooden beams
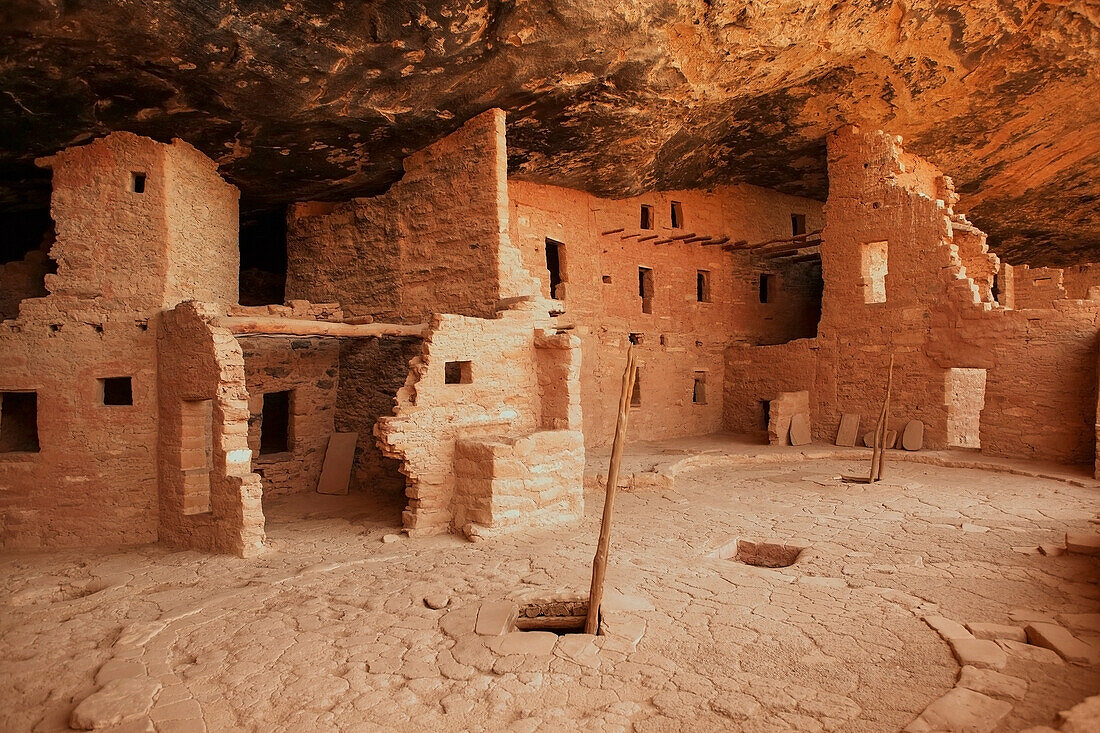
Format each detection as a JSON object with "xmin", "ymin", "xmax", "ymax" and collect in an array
[
  {"xmin": 215, "ymin": 317, "xmax": 429, "ymax": 339},
  {"xmin": 725, "ymin": 229, "xmax": 824, "ymax": 251}
]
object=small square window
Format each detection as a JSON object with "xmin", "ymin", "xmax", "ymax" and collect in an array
[
  {"xmin": 697, "ymin": 270, "xmax": 711, "ymax": 302},
  {"xmin": 602, "ymin": 275, "xmax": 612, "ymax": 284},
  {"xmin": 692, "ymin": 372, "xmax": 707, "ymax": 405},
  {"xmin": 101, "ymin": 377, "xmax": 133, "ymax": 406},
  {"xmin": 670, "ymin": 201, "xmax": 683, "ymax": 229},
  {"xmin": 791, "ymin": 213, "xmax": 806, "ymax": 236},
  {"xmin": 445, "ymin": 361, "xmax": 472, "ymax": 384},
  {"xmin": 0, "ymin": 391, "xmax": 40, "ymax": 453},
  {"xmin": 640, "ymin": 205, "xmax": 654, "ymax": 230},
  {"xmin": 130, "ymin": 172, "xmax": 147, "ymax": 194},
  {"xmin": 629, "ymin": 332, "xmax": 644, "ymax": 345}
]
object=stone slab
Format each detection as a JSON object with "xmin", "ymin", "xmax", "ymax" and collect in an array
[
  {"xmin": 966, "ymin": 622, "xmax": 1027, "ymax": 643},
  {"xmin": 475, "ymin": 601, "xmax": 519, "ymax": 636},
  {"xmin": 836, "ymin": 413, "xmax": 860, "ymax": 447},
  {"xmin": 1059, "ymin": 693, "xmax": 1100, "ymax": 733},
  {"xmin": 901, "ymin": 420, "xmax": 924, "ymax": 450},
  {"xmin": 957, "ymin": 665, "xmax": 1028, "ymax": 700},
  {"xmin": 925, "ymin": 615, "xmax": 973, "ymax": 641},
  {"xmin": 789, "ymin": 413, "xmax": 811, "ymax": 446},
  {"xmin": 949, "ymin": 638, "xmax": 1007, "ymax": 670},
  {"xmin": 488, "ymin": 631, "xmax": 558, "ymax": 656},
  {"xmin": 1025, "ymin": 622, "xmax": 1099, "ymax": 664},
  {"xmin": 316, "ymin": 432, "xmax": 358, "ymax": 495},
  {"xmin": 997, "ymin": 639, "xmax": 1065, "ymax": 665},
  {"xmin": 906, "ymin": 687, "xmax": 1011, "ymax": 733},
  {"xmin": 1066, "ymin": 532, "xmax": 1100, "ymax": 556},
  {"xmin": 70, "ymin": 677, "xmax": 162, "ymax": 730}
]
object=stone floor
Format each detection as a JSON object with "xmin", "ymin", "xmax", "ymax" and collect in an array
[{"xmin": 2, "ymin": 439, "xmax": 1099, "ymax": 732}]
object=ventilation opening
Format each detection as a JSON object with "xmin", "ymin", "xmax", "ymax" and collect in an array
[
  {"xmin": 946, "ymin": 368, "xmax": 987, "ymax": 449},
  {"xmin": 545, "ymin": 238, "xmax": 565, "ymax": 300},
  {"xmin": 639, "ymin": 267, "xmax": 654, "ymax": 314},
  {"xmin": 791, "ymin": 213, "xmax": 807, "ymax": 236},
  {"xmin": 760, "ymin": 400, "xmax": 771, "ymax": 430},
  {"xmin": 697, "ymin": 270, "xmax": 711, "ymax": 302},
  {"xmin": 670, "ymin": 201, "xmax": 683, "ymax": 229},
  {"xmin": 861, "ymin": 240, "xmax": 888, "ymax": 304},
  {"xmin": 514, "ymin": 599, "xmax": 591, "ymax": 635},
  {"xmin": 445, "ymin": 361, "xmax": 472, "ymax": 385},
  {"xmin": 130, "ymin": 172, "xmax": 147, "ymax": 194},
  {"xmin": 0, "ymin": 391, "xmax": 40, "ymax": 453},
  {"xmin": 991, "ymin": 273, "xmax": 1000, "ymax": 304},
  {"xmin": 100, "ymin": 377, "xmax": 133, "ymax": 406},
  {"xmin": 630, "ymin": 369, "xmax": 642, "ymax": 407},
  {"xmin": 239, "ymin": 205, "xmax": 288, "ymax": 306},
  {"xmin": 602, "ymin": 275, "xmax": 612, "ymax": 284},
  {"xmin": 640, "ymin": 205, "xmax": 654, "ymax": 230},
  {"xmin": 0, "ymin": 209, "xmax": 57, "ymax": 321},
  {"xmin": 693, "ymin": 372, "xmax": 707, "ymax": 404},
  {"xmin": 260, "ymin": 390, "xmax": 291, "ymax": 455},
  {"xmin": 180, "ymin": 399, "xmax": 212, "ymax": 514},
  {"xmin": 759, "ymin": 274, "xmax": 773, "ymax": 304}
]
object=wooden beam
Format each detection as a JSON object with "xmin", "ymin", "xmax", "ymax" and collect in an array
[
  {"xmin": 727, "ymin": 229, "xmax": 824, "ymax": 251},
  {"xmin": 215, "ymin": 317, "xmax": 428, "ymax": 339},
  {"xmin": 601, "ymin": 227, "xmax": 625, "ymax": 236},
  {"xmin": 638, "ymin": 234, "xmax": 658, "ymax": 242}
]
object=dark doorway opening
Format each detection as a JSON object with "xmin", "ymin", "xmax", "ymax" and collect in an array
[
  {"xmin": 239, "ymin": 206, "xmax": 288, "ymax": 306},
  {"xmin": 545, "ymin": 239, "xmax": 564, "ymax": 299},
  {"xmin": 260, "ymin": 390, "xmax": 291, "ymax": 455},
  {"xmin": 0, "ymin": 209, "xmax": 57, "ymax": 320},
  {"xmin": 0, "ymin": 392, "xmax": 40, "ymax": 453}
]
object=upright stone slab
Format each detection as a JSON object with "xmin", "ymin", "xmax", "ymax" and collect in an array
[
  {"xmin": 317, "ymin": 432, "xmax": 358, "ymax": 495},
  {"xmin": 836, "ymin": 413, "xmax": 860, "ymax": 446},
  {"xmin": 789, "ymin": 413, "xmax": 811, "ymax": 446},
  {"xmin": 901, "ymin": 420, "xmax": 924, "ymax": 450}
]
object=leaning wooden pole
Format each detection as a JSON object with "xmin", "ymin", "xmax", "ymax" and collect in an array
[
  {"xmin": 868, "ymin": 354, "xmax": 895, "ymax": 482},
  {"xmin": 585, "ymin": 343, "xmax": 637, "ymax": 634},
  {"xmin": 875, "ymin": 355, "xmax": 895, "ymax": 480}
]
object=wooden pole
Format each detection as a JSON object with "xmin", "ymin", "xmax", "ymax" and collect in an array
[
  {"xmin": 585, "ymin": 343, "xmax": 637, "ymax": 634},
  {"xmin": 868, "ymin": 354, "xmax": 894, "ymax": 482},
  {"xmin": 876, "ymin": 355, "xmax": 895, "ymax": 480},
  {"xmin": 214, "ymin": 317, "xmax": 428, "ymax": 339}
]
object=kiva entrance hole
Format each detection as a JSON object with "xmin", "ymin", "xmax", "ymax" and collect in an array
[
  {"xmin": 734, "ymin": 540, "xmax": 804, "ymax": 568},
  {"xmin": 513, "ymin": 598, "xmax": 592, "ymax": 636}
]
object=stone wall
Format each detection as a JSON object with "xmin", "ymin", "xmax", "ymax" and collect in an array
[
  {"xmin": 239, "ymin": 336, "xmax": 340, "ymax": 498},
  {"xmin": 723, "ymin": 126, "xmax": 1100, "ymax": 466},
  {"xmin": 507, "ymin": 180, "xmax": 825, "ymax": 448},
  {"xmin": 376, "ymin": 307, "xmax": 584, "ymax": 538},
  {"xmin": 157, "ymin": 302, "xmax": 264, "ymax": 556},
  {"xmin": 0, "ymin": 248, "xmax": 52, "ymax": 321},
  {"xmin": 286, "ymin": 109, "xmax": 537, "ymax": 322}
]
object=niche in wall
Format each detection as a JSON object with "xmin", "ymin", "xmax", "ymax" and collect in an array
[
  {"xmin": 100, "ymin": 377, "xmax": 133, "ymax": 406},
  {"xmin": 239, "ymin": 205, "xmax": 288, "ymax": 306},
  {"xmin": 0, "ymin": 391, "xmax": 40, "ymax": 453},
  {"xmin": 692, "ymin": 372, "xmax": 707, "ymax": 405},
  {"xmin": 791, "ymin": 213, "xmax": 807, "ymax": 236},
  {"xmin": 861, "ymin": 240, "xmax": 888, "ymax": 304},
  {"xmin": 445, "ymin": 361, "xmax": 472, "ymax": 385},
  {"xmin": 697, "ymin": 270, "xmax": 711, "ymax": 303},
  {"xmin": 945, "ymin": 368, "xmax": 986, "ymax": 449},
  {"xmin": 260, "ymin": 390, "xmax": 292, "ymax": 455},
  {"xmin": 670, "ymin": 201, "xmax": 683, "ymax": 229}
]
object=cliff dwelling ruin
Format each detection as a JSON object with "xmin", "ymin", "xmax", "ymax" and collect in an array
[{"xmin": 1, "ymin": 3, "xmax": 1099, "ymax": 732}]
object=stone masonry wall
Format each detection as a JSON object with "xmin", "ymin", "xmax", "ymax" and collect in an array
[
  {"xmin": 375, "ymin": 307, "xmax": 584, "ymax": 537},
  {"xmin": 240, "ymin": 336, "xmax": 340, "ymax": 498},
  {"xmin": 286, "ymin": 109, "xmax": 532, "ymax": 323},
  {"xmin": 724, "ymin": 126, "xmax": 1100, "ymax": 466},
  {"xmin": 157, "ymin": 302, "xmax": 265, "ymax": 557},
  {"xmin": 507, "ymin": 180, "xmax": 825, "ymax": 448}
]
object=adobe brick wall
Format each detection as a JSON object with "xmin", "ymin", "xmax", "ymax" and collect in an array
[
  {"xmin": 286, "ymin": 109, "xmax": 537, "ymax": 322},
  {"xmin": 157, "ymin": 302, "xmax": 265, "ymax": 556},
  {"xmin": 0, "ymin": 306, "xmax": 159, "ymax": 549},
  {"xmin": 239, "ymin": 336, "xmax": 340, "ymax": 497},
  {"xmin": 375, "ymin": 307, "xmax": 584, "ymax": 537},
  {"xmin": 507, "ymin": 180, "xmax": 825, "ymax": 448},
  {"xmin": 0, "ymin": 248, "xmax": 51, "ymax": 320},
  {"xmin": 723, "ymin": 126, "xmax": 1100, "ymax": 466}
]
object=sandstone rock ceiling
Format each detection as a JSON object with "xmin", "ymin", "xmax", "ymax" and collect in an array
[{"xmin": 1, "ymin": 1, "xmax": 1098, "ymax": 265}]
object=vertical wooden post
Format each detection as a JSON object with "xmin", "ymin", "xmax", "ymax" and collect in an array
[
  {"xmin": 868, "ymin": 354, "xmax": 895, "ymax": 482},
  {"xmin": 585, "ymin": 343, "xmax": 637, "ymax": 634},
  {"xmin": 876, "ymin": 355, "xmax": 895, "ymax": 480}
]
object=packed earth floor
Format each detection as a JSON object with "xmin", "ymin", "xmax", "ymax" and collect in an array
[{"xmin": 2, "ymin": 439, "xmax": 1099, "ymax": 732}]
